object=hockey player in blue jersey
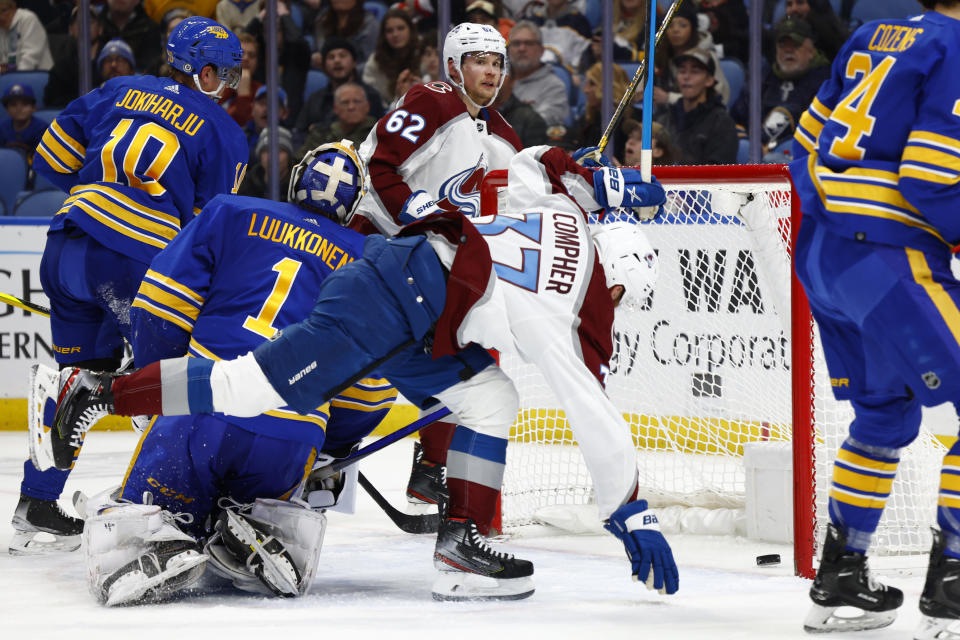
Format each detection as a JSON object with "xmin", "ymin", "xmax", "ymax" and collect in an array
[
  {"xmin": 58, "ymin": 141, "xmax": 396, "ymax": 605},
  {"xmin": 10, "ymin": 16, "xmax": 249, "ymax": 555},
  {"xmin": 790, "ymin": 1, "xmax": 960, "ymax": 636}
]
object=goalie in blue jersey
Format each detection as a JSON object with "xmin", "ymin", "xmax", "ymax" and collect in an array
[
  {"xmin": 790, "ymin": 1, "xmax": 960, "ymax": 637},
  {"xmin": 11, "ymin": 17, "xmax": 250, "ymax": 556}
]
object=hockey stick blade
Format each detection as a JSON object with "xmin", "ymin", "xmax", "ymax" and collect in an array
[
  {"xmin": 358, "ymin": 471, "xmax": 441, "ymax": 534},
  {"xmin": 0, "ymin": 291, "xmax": 50, "ymax": 317}
]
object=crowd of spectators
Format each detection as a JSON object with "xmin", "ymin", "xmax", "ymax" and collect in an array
[{"xmin": 0, "ymin": 0, "xmax": 929, "ymax": 203}]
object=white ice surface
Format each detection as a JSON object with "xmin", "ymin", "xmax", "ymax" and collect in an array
[{"xmin": 0, "ymin": 432, "xmax": 930, "ymax": 640}]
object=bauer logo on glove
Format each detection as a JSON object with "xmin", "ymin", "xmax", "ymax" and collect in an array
[{"xmin": 592, "ymin": 168, "xmax": 666, "ymax": 222}]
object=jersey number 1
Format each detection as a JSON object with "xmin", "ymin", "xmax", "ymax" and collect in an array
[{"xmin": 243, "ymin": 258, "xmax": 302, "ymax": 339}]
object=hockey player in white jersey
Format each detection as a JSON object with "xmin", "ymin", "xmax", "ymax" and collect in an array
[
  {"xmin": 45, "ymin": 144, "xmax": 677, "ymax": 601},
  {"xmin": 353, "ymin": 22, "xmax": 524, "ymax": 525}
]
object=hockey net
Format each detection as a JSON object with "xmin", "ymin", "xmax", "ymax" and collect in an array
[{"xmin": 480, "ymin": 164, "xmax": 946, "ymax": 578}]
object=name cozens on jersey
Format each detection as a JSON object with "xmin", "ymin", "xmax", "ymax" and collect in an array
[
  {"xmin": 868, "ymin": 24, "xmax": 922, "ymax": 52},
  {"xmin": 247, "ymin": 213, "xmax": 354, "ymax": 270},
  {"xmin": 114, "ymin": 88, "xmax": 205, "ymax": 135},
  {"xmin": 546, "ymin": 213, "xmax": 581, "ymax": 294}
]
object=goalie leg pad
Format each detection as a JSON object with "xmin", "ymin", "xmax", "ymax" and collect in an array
[
  {"xmin": 28, "ymin": 363, "xmax": 61, "ymax": 472},
  {"xmin": 212, "ymin": 499, "xmax": 326, "ymax": 597},
  {"xmin": 83, "ymin": 503, "xmax": 205, "ymax": 606}
]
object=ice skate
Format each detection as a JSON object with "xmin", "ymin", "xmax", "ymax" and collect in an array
[
  {"xmin": 432, "ymin": 517, "xmax": 534, "ymax": 601},
  {"xmin": 99, "ymin": 539, "xmax": 207, "ymax": 606},
  {"xmin": 406, "ymin": 441, "xmax": 448, "ymax": 513},
  {"xmin": 803, "ymin": 524, "xmax": 902, "ymax": 633},
  {"xmin": 8, "ymin": 494, "xmax": 84, "ymax": 555},
  {"xmin": 915, "ymin": 528, "xmax": 960, "ymax": 640},
  {"xmin": 49, "ymin": 368, "xmax": 116, "ymax": 470}
]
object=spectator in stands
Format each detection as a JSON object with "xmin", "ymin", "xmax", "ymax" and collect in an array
[
  {"xmin": 509, "ymin": 21, "xmax": 569, "ymax": 128},
  {"xmin": 45, "ymin": 6, "xmax": 102, "ymax": 108},
  {"xmin": 144, "ymin": 7, "xmax": 194, "ymax": 77},
  {"xmin": 577, "ymin": 0, "xmax": 649, "ymax": 72},
  {"xmin": 524, "ymin": 0, "xmax": 591, "ymax": 69},
  {"xmin": 239, "ymin": 126, "xmax": 295, "ymax": 200},
  {"xmin": 216, "ymin": 0, "xmax": 263, "ymax": 33},
  {"xmin": 141, "ymin": 0, "xmax": 216, "ymax": 23},
  {"xmin": 652, "ymin": 1, "xmax": 729, "ymax": 109},
  {"xmin": 698, "ymin": 0, "xmax": 750, "ymax": 64},
  {"xmin": 295, "ymin": 82, "xmax": 374, "ymax": 160},
  {"xmin": 782, "ymin": 0, "xmax": 848, "ymax": 61},
  {"xmin": 0, "ymin": 83, "xmax": 46, "ymax": 164},
  {"xmin": 492, "ymin": 72, "xmax": 548, "ymax": 148},
  {"xmin": 245, "ymin": 85, "xmax": 289, "ymax": 155},
  {"xmin": 732, "ymin": 17, "xmax": 831, "ymax": 157},
  {"xmin": 464, "ymin": 0, "xmax": 514, "ymax": 41},
  {"xmin": 98, "ymin": 38, "xmax": 137, "ymax": 83},
  {"xmin": 311, "ymin": 0, "xmax": 379, "ymax": 71},
  {"xmin": 0, "ymin": 0, "xmax": 54, "ymax": 72},
  {"xmin": 244, "ymin": 2, "xmax": 311, "ymax": 127},
  {"xmin": 362, "ymin": 8, "xmax": 422, "ymax": 106},
  {"xmin": 563, "ymin": 62, "xmax": 634, "ymax": 162},
  {"xmin": 622, "ymin": 119, "xmax": 680, "ymax": 167},
  {"xmin": 657, "ymin": 48, "xmax": 738, "ymax": 165},
  {"xmin": 418, "ymin": 29, "xmax": 441, "ymax": 82},
  {"xmin": 297, "ymin": 37, "xmax": 384, "ymax": 134},
  {"xmin": 222, "ymin": 32, "xmax": 263, "ymax": 127},
  {"xmin": 97, "ymin": 0, "xmax": 162, "ymax": 74}
]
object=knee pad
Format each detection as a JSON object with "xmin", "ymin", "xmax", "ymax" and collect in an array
[
  {"xmin": 206, "ymin": 499, "xmax": 326, "ymax": 597},
  {"xmin": 434, "ymin": 365, "xmax": 518, "ymax": 439}
]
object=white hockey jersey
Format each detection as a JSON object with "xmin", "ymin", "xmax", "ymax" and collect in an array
[
  {"xmin": 356, "ymin": 81, "xmax": 523, "ymax": 236},
  {"xmin": 400, "ymin": 146, "xmax": 641, "ymax": 518}
]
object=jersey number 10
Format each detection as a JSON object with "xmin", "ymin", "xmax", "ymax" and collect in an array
[{"xmin": 101, "ymin": 119, "xmax": 182, "ymax": 197}]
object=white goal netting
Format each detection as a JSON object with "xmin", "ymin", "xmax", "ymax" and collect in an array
[{"xmin": 495, "ymin": 168, "xmax": 946, "ymax": 572}]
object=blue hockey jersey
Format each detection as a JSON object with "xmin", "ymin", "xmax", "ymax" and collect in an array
[
  {"xmin": 791, "ymin": 11, "xmax": 960, "ymax": 253},
  {"xmin": 130, "ymin": 194, "xmax": 395, "ymax": 448},
  {"xmin": 34, "ymin": 75, "xmax": 248, "ymax": 265}
]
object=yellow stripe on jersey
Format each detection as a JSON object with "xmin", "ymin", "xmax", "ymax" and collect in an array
[
  {"xmin": 900, "ymin": 164, "xmax": 960, "ymax": 186},
  {"xmin": 39, "ymin": 130, "xmax": 82, "ymax": 171},
  {"xmin": 144, "ymin": 269, "xmax": 204, "ymax": 306},
  {"xmin": 939, "ymin": 471, "xmax": 960, "ymax": 493},
  {"xmin": 135, "ymin": 281, "xmax": 202, "ymax": 322},
  {"xmin": 830, "ymin": 485, "xmax": 887, "ymax": 509},
  {"xmin": 131, "ymin": 297, "xmax": 194, "ymax": 333},
  {"xmin": 836, "ymin": 445, "xmax": 899, "ymax": 473},
  {"xmin": 943, "ymin": 455, "xmax": 960, "ymax": 471},
  {"xmin": 907, "ymin": 248, "xmax": 960, "ymax": 349},
  {"xmin": 188, "ymin": 337, "xmax": 217, "ymax": 359},
  {"xmin": 36, "ymin": 141, "xmax": 75, "ymax": 174},
  {"xmin": 50, "ymin": 120, "xmax": 86, "ymax": 157},
  {"xmin": 833, "ymin": 466, "xmax": 894, "ymax": 496},
  {"xmin": 939, "ymin": 494, "xmax": 960, "ymax": 510},
  {"xmin": 67, "ymin": 198, "xmax": 169, "ymax": 249},
  {"xmin": 77, "ymin": 185, "xmax": 181, "ymax": 228},
  {"xmin": 907, "ymin": 130, "xmax": 960, "ymax": 153},
  {"xmin": 809, "ymin": 97, "xmax": 831, "ymax": 120}
]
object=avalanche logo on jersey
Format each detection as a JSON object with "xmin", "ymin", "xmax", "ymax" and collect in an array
[{"xmin": 434, "ymin": 155, "xmax": 486, "ymax": 218}]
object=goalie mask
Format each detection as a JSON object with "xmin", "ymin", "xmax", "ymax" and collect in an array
[
  {"xmin": 590, "ymin": 222, "xmax": 659, "ymax": 310},
  {"xmin": 288, "ymin": 140, "xmax": 367, "ymax": 225},
  {"xmin": 443, "ymin": 22, "xmax": 508, "ymax": 109}
]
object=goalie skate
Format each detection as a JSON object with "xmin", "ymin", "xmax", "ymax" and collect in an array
[
  {"xmin": 432, "ymin": 517, "xmax": 534, "ymax": 601},
  {"xmin": 8, "ymin": 494, "xmax": 83, "ymax": 555},
  {"xmin": 803, "ymin": 524, "xmax": 902, "ymax": 633},
  {"xmin": 216, "ymin": 508, "xmax": 302, "ymax": 597},
  {"xmin": 99, "ymin": 540, "xmax": 207, "ymax": 606},
  {"xmin": 27, "ymin": 363, "xmax": 61, "ymax": 472}
]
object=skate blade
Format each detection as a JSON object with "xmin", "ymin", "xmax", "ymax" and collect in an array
[
  {"xmin": 431, "ymin": 572, "xmax": 534, "ymax": 602},
  {"xmin": 803, "ymin": 603, "xmax": 897, "ymax": 633},
  {"xmin": 104, "ymin": 554, "xmax": 207, "ymax": 606},
  {"xmin": 8, "ymin": 530, "xmax": 81, "ymax": 555},
  {"xmin": 916, "ymin": 614, "xmax": 960, "ymax": 640},
  {"xmin": 27, "ymin": 364, "xmax": 61, "ymax": 472},
  {"xmin": 405, "ymin": 501, "xmax": 441, "ymax": 516}
]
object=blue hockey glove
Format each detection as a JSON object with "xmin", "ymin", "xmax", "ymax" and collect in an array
[
  {"xmin": 604, "ymin": 499, "xmax": 679, "ymax": 595},
  {"xmin": 593, "ymin": 168, "xmax": 666, "ymax": 222},
  {"xmin": 572, "ymin": 146, "xmax": 612, "ymax": 168},
  {"xmin": 399, "ymin": 190, "xmax": 443, "ymax": 225}
]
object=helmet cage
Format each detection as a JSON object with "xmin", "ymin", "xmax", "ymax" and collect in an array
[{"xmin": 288, "ymin": 139, "xmax": 368, "ymax": 225}]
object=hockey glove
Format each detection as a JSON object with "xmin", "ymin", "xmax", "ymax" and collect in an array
[
  {"xmin": 399, "ymin": 190, "xmax": 443, "ymax": 225},
  {"xmin": 593, "ymin": 168, "xmax": 666, "ymax": 222},
  {"xmin": 604, "ymin": 499, "xmax": 679, "ymax": 595},
  {"xmin": 572, "ymin": 146, "xmax": 613, "ymax": 168}
]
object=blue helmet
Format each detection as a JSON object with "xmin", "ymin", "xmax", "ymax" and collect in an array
[
  {"xmin": 288, "ymin": 140, "xmax": 367, "ymax": 224},
  {"xmin": 166, "ymin": 17, "xmax": 242, "ymax": 95}
]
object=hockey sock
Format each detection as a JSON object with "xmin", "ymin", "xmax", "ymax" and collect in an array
[
  {"xmin": 445, "ymin": 426, "xmax": 506, "ymax": 536},
  {"xmin": 113, "ymin": 358, "xmax": 215, "ymax": 416},
  {"xmin": 936, "ymin": 441, "xmax": 960, "ymax": 559},
  {"xmin": 827, "ymin": 437, "xmax": 900, "ymax": 553},
  {"xmin": 420, "ymin": 421, "xmax": 457, "ymax": 464}
]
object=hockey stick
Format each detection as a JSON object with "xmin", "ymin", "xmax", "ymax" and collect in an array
[
  {"xmin": 358, "ymin": 471, "xmax": 442, "ymax": 534},
  {"xmin": 0, "ymin": 291, "xmax": 50, "ymax": 316},
  {"xmin": 330, "ymin": 405, "xmax": 452, "ymax": 473},
  {"xmin": 595, "ymin": 0, "xmax": 686, "ymax": 156},
  {"xmin": 640, "ymin": 0, "xmax": 657, "ymax": 182}
]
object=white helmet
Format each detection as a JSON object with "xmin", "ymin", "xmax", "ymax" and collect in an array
[
  {"xmin": 590, "ymin": 222, "xmax": 659, "ymax": 310},
  {"xmin": 443, "ymin": 22, "xmax": 508, "ymax": 109}
]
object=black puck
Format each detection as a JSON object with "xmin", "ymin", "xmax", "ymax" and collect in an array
[{"xmin": 756, "ymin": 553, "xmax": 781, "ymax": 566}]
